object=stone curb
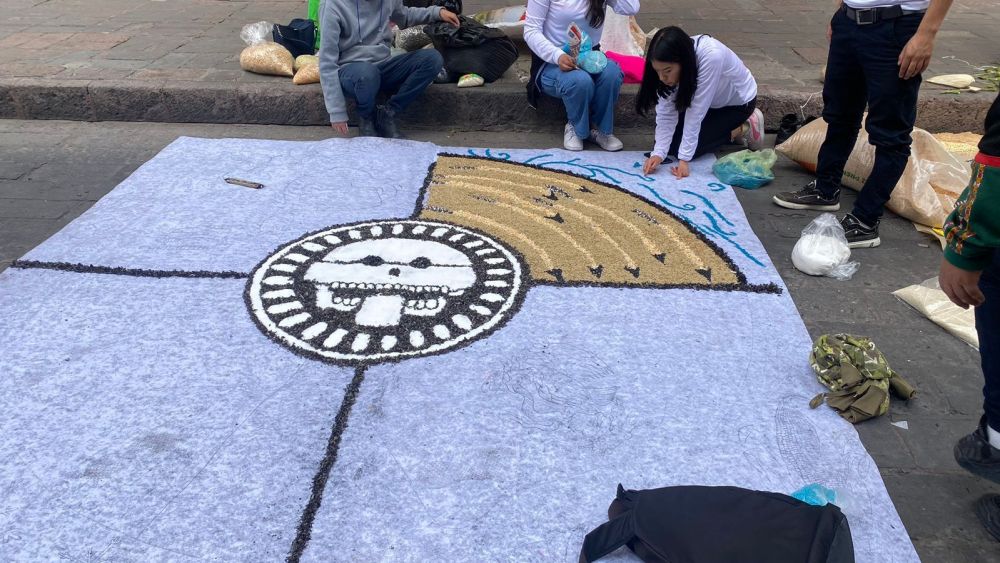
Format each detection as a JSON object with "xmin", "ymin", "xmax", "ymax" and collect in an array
[{"xmin": 0, "ymin": 76, "xmax": 993, "ymax": 133}]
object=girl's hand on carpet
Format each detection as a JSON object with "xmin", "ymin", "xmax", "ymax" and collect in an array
[
  {"xmin": 671, "ymin": 160, "xmax": 690, "ymax": 179},
  {"xmin": 439, "ymin": 9, "xmax": 460, "ymax": 27},
  {"xmin": 558, "ymin": 54, "xmax": 578, "ymax": 72},
  {"xmin": 331, "ymin": 122, "xmax": 349, "ymax": 136},
  {"xmin": 939, "ymin": 258, "xmax": 984, "ymax": 309},
  {"xmin": 643, "ymin": 155, "xmax": 663, "ymax": 175}
]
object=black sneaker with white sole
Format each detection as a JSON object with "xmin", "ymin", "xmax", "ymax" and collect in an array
[
  {"xmin": 840, "ymin": 213, "xmax": 881, "ymax": 248},
  {"xmin": 772, "ymin": 181, "xmax": 841, "ymax": 211},
  {"xmin": 954, "ymin": 416, "xmax": 1000, "ymax": 485}
]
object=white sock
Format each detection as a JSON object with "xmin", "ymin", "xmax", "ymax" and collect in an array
[{"xmin": 988, "ymin": 423, "xmax": 1000, "ymax": 449}]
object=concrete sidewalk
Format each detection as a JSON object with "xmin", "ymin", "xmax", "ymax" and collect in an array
[{"xmin": 0, "ymin": 0, "xmax": 997, "ymax": 131}]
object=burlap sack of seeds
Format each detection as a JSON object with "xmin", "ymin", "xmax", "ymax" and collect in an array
[
  {"xmin": 293, "ymin": 63, "xmax": 320, "ymax": 85},
  {"xmin": 777, "ymin": 117, "xmax": 971, "ymax": 228}
]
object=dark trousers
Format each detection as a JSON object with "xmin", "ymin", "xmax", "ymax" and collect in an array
[
  {"xmin": 339, "ymin": 49, "xmax": 444, "ymax": 119},
  {"xmin": 667, "ymin": 99, "xmax": 756, "ymax": 159},
  {"xmin": 981, "ymin": 249, "xmax": 1000, "ymax": 432},
  {"xmin": 815, "ymin": 8, "xmax": 924, "ymax": 225}
]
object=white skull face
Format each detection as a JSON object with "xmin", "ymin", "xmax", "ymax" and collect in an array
[
  {"xmin": 304, "ymin": 238, "xmax": 477, "ymax": 327},
  {"xmin": 248, "ymin": 220, "xmax": 525, "ymax": 364}
]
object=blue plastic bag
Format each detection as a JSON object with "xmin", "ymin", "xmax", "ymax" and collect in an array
[
  {"xmin": 562, "ymin": 23, "xmax": 607, "ymax": 75},
  {"xmin": 712, "ymin": 148, "xmax": 777, "ymax": 189}
]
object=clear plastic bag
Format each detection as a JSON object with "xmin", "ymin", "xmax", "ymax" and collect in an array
[
  {"xmin": 791, "ymin": 213, "xmax": 860, "ymax": 280},
  {"xmin": 239, "ymin": 21, "xmax": 294, "ymax": 77},
  {"xmin": 562, "ymin": 23, "xmax": 607, "ymax": 75},
  {"xmin": 712, "ymin": 149, "xmax": 777, "ymax": 189}
]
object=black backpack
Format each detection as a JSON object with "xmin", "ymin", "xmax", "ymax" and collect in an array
[{"xmin": 272, "ymin": 18, "xmax": 316, "ymax": 58}]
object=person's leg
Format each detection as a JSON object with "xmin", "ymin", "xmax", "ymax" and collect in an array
[
  {"xmin": 773, "ymin": 8, "xmax": 865, "ymax": 210},
  {"xmin": 377, "ymin": 49, "xmax": 444, "ymax": 114},
  {"xmin": 589, "ymin": 59, "xmax": 623, "ymax": 135},
  {"xmin": 687, "ymin": 102, "xmax": 755, "ymax": 159},
  {"xmin": 539, "ymin": 65, "xmax": 595, "ymax": 149},
  {"xmin": 540, "ymin": 66, "xmax": 595, "ymax": 139},
  {"xmin": 851, "ymin": 13, "xmax": 924, "ymax": 226},
  {"xmin": 980, "ymin": 250, "xmax": 1000, "ymax": 436},
  {"xmin": 814, "ymin": 9, "xmax": 868, "ymax": 199},
  {"xmin": 973, "ymin": 250, "xmax": 1000, "ymax": 541},
  {"xmin": 955, "ymin": 248, "xmax": 1000, "ymax": 487},
  {"xmin": 338, "ymin": 61, "xmax": 381, "ymax": 119}
]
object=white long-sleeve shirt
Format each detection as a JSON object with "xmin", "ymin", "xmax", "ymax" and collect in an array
[
  {"xmin": 524, "ymin": 0, "xmax": 641, "ymax": 66},
  {"xmin": 652, "ymin": 35, "xmax": 757, "ymax": 162},
  {"xmin": 844, "ymin": 0, "xmax": 930, "ymax": 10}
]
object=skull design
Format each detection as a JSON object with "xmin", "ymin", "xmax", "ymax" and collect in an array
[
  {"xmin": 246, "ymin": 220, "xmax": 526, "ymax": 364},
  {"xmin": 304, "ymin": 239, "xmax": 476, "ymax": 327}
]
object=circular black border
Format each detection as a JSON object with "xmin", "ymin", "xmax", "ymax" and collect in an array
[{"xmin": 244, "ymin": 218, "xmax": 533, "ymax": 367}]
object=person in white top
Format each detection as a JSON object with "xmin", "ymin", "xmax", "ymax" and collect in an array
[
  {"xmin": 636, "ymin": 27, "xmax": 764, "ymax": 180},
  {"xmin": 524, "ymin": 0, "xmax": 640, "ymax": 152}
]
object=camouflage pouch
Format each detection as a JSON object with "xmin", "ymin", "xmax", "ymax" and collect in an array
[{"xmin": 808, "ymin": 333, "xmax": 916, "ymax": 423}]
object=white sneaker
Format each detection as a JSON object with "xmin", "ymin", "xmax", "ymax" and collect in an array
[
  {"xmin": 563, "ymin": 123, "xmax": 584, "ymax": 151},
  {"xmin": 744, "ymin": 108, "xmax": 765, "ymax": 151},
  {"xmin": 589, "ymin": 129, "xmax": 624, "ymax": 152}
]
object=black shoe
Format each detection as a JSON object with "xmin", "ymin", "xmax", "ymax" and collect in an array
[
  {"xmin": 775, "ymin": 113, "xmax": 799, "ymax": 146},
  {"xmin": 772, "ymin": 180, "xmax": 841, "ymax": 211},
  {"xmin": 840, "ymin": 213, "xmax": 880, "ymax": 248},
  {"xmin": 375, "ymin": 105, "xmax": 405, "ymax": 139},
  {"xmin": 976, "ymin": 494, "xmax": 1000, "ymax": 542},
  {"xmin": 357, "ymin": 115, "xmax": 378, "ymax": 137},
  {"xmin": 955, "ymin": 416, "xmax": 1000, "ymax": 485}
]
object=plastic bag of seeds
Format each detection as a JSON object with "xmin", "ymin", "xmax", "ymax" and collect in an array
[{"xmin": 239, "ymin": 21, "xmax": 294, "ymax": 77}]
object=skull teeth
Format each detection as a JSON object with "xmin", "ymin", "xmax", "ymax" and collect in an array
[{"xmin": 325, "ymin": 283, "xmax": 452, "ymax": 294}]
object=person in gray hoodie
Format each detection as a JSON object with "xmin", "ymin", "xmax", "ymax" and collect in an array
[{"xmin": 320, "ymin": 0, "xmax": 459, "ymax": 139}]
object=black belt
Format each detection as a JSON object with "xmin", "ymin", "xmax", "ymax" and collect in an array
[{"xmin": 843, "ymin": 5, "xmax": 924, "ymax": 25}]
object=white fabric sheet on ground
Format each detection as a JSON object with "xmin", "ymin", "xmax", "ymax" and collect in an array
[{"xmin": 0, "ymin": 137, "xmax": 918, "ymax": 562}]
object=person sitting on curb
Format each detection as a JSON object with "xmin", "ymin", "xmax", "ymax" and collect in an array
[
  {"xmin": 944, "ymin": 92, "xmax": 1000, "ymax": 542},
  {"xmin": 773, "ymin": 0, "xmax": 954, "ymax": 248},
  {"xmin": 524, "ymin": 0, "xmax": 640, "ymax": 152},
  {"xmin": 636, "ymin": 27, "xmax": 764, "ymax": 179},
  {"xmin": 319, "ymin": 0, "xmax": 460, "ymax": 139}
]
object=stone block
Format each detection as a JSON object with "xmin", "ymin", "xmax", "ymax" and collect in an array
[{"xmin": 9, "ymin": 78, "xmax": 95, "ymax": 121}]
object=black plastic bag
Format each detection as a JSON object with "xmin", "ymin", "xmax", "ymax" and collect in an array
[
  {"xmin": 272, "ymin": 18, "xmax": 316, "ymax": 58},
  {"xmin": 425, "ymin": 16, "xmax": 517, "ymax": 83},
  {"xmin": 425, "ymin": 16, "xmax": 506, "ymax": 48}
]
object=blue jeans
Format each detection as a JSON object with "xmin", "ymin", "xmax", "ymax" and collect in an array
[
  {"xmin": 339, "ymin": 49, "xmax": 444, "ymax": 119},
  {"xmin": 815, "ymin": 8, "xmax": 924, "ymax": 225},
  {"xmin": 981, "ymin": 249, "xmax": 1000, "ymax": 432},
  {"xmin": 539, "ymin": 60, "xmax": 623, "ymax": 139}
]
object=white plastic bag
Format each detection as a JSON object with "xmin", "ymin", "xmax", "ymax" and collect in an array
[
  {"xmin": 600, "ymin": 10, "xmax": 645, "ymax": 56},
  {"xmin": 791, "ymin": 213, "xmax": 860, "ymax": 280}
]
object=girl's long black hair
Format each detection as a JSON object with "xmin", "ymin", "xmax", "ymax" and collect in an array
[
  {"xmin": 636, "ymin": 26, "xmax": 699, "ymax": 117},
  {"xmin": 587, "ymin": 0, "xmax": 606, "ymax": 28}
]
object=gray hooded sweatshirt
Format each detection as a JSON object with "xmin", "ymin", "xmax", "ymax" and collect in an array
[{"xmin": 319, "ymin": 0, "xmax": 443, "ymax": 123}]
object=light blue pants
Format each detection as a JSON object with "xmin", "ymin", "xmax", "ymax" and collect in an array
[{"xmin": 539, "ymin": 59, "xmax": 623, "ymax": 139}]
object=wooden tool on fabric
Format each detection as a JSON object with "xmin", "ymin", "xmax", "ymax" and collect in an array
[{"xmin": 224, "ymin": 177, "xmax": 264, "ymax": 189}]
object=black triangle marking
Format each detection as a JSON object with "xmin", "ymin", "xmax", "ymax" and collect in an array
[
  {"xmin": 544, "ymin": 190, "xmax": 559, "ymax": 201},
  {"xmin": 653, "ymin": 253, "xmax": 666, "ymax": 263},
  {"xmin": 546, "ymin": 213, "xmax": 564, "ymax": 223},
  {"xmin": 579, "ymin": 186, "xmax": 594, "ymax": 193},
  {"xmin": 697, "ymin": 268, "xmax": 713, "ymax": 282},
  {"xmin": 547, "ymin": 268, "xmax": 565, "ymax": 283},
  {"xmin": 589, "ymin": 265, "xmax": 604, "ymax": 278},
  {"xmin": 625, "ymin": 266, "xmax": 641, "ymax": 279}
]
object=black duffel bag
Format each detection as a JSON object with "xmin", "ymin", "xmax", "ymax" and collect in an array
[{"xmin": 424, "ymin": 16, "xmax": 517, "ymax": 83}]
